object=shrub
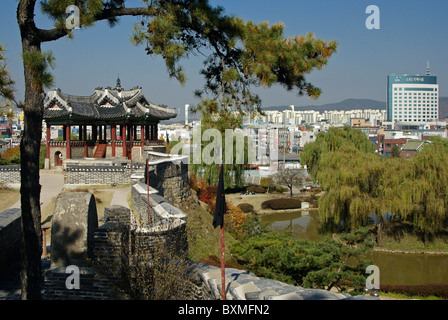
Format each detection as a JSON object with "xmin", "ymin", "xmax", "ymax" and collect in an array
[
  {"xmin": 260, "ymin": 177, "xmax": 274, "ymax": 192},
  {"xmin": 189, "ymin": 173, "xmax": 200, "ymax": 191},
  {"xmin": 199, "ymin": 255, "xmax": 244, "ymax": 270},
  {"xmin": 246, "ymin": 186, "xmax": 266, "ymax": 193},
  {"xmin": 207, "ymin": 199, "xmax": 247, "ymax": 234},
  {"xmin": 275, "ymin": 186, "xmax": 287, "ymax": 193},
  {"xmin": 261, "ymin": 198, "xmax": 302, "ymax": 210},
  {"xmin": 199, "ymin": 185, "xmax": 218, "ymax": 204},
  {"xmin": 309, "ymin": 187, "xmax": 323, "ymax": 194},
  {"xmin": 0, "ymin": 145, "xmax": 20, "ymax": 165},
  {"xmin": 237, "ymin": 203, "xmax": 254, "ymax": 213}
]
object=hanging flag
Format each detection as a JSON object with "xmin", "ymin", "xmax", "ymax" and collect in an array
[{"xmin": 213, "ymin": 165, "xmax": 226, "ymax": 229}]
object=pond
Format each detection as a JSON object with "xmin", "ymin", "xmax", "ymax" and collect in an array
[{"xmin": 261, "ymin": 209, "xmax": 448, "ymax": 286}]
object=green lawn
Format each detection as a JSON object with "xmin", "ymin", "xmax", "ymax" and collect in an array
[{"xmin": 0, "ymin": 188, "xmax": 20, "ymax": 212}]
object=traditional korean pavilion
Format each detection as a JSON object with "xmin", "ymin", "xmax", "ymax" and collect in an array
[{"xmin": 43, "ymin": 79, "xmax": 176, "ymax": 169}]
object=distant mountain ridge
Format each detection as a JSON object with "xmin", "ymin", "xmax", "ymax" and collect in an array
[
  {"xmin": 163, "ymin": 97, "xmax": 448, "ymax": 124},
  {"xmin": 264, "ymin": 98, "xmax": 386, "ymax": 112}
]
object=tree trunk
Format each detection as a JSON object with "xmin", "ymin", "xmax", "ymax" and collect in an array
[
  {"xmin": 376, "ymin": 219, "xmax": 383, "ymax": 247},
  {"xmin": 19, "ymin": 55, "xmax": 44, "ymax": 299},
  {"xmin": 17, "ymin": 0, "xmax": 44, "ymax": 299}
]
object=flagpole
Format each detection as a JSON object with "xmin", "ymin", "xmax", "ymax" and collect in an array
[
  {"xmin": 213, "ymin": 163, "xmax": 226, "ymax": 300},
  {"xmin": 219, "ymin": 164, "xmax": 226, "ymax": 300},
  {"xmin": 220, "ymin": 221, "xmax": 225, "ymax": 300}
]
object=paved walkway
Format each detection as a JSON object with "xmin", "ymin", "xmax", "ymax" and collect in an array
[
  {"xmin": 9, "ymin": 170, "xmax": 131, "ymax": 210},
  {"xmin": 9, "ymin": 170, "xmax": 66, "ymax": 210},
  {"xmin": 106, "ymin": 186, "xmax": 130, "ymax": 208}
]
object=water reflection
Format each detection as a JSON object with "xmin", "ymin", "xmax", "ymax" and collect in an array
[
  {"xmin": 261, "ymin": 210, "xmax": 448, "ymax": 285},
  {"xmin": 261, "ymin": 209, "xmax": 321, "ymax": 241}
]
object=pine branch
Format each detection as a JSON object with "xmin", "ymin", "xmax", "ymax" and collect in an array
[{"xmin": 38, "ymin": 6, "xmax": 153, "ymax": 43}]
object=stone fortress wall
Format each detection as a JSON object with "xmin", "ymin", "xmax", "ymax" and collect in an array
[{"xmin": 0, "ymin": 151, "xmax": 377, "ymax": 300}]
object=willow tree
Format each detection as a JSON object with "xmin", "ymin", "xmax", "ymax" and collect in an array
[
  {"xmin": 316, "ymin": 145, "xmax": 374, "ymax": 231},
  {"xmin": 406, "ymin": 138, "xmax": 448, "ymax": 247},
  {"xmin": 303, "ymin": 127, "xmax": 395, "ymax": 244},
  {"xmin": 301, "ymin": 126, "xmax": 376, "ymax": 179},
  {"xmin": 16, "ymin": 0, "xmax": 337, "ymax": 299}
]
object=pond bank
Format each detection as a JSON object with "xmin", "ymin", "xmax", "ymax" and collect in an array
[{"xmin": 373, "ymin": 247, "xmax": 448, "ymax": 255}]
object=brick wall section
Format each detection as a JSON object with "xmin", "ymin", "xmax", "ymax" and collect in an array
[
  {"xmin": 0, "ymin": 208, "xmax": 22, "ymax": 277},
  {"xmin": 0, "ymin": 165, "xmax": 20, "ymax": 186},
  {"xmin": 64, "ymin": 165, "xmax": 132, "ymax": 185},
  {"xmin": 132, "ymin": 222, "xmax": 188, "ymax": 260},
  {"xmin": 43, "ymin": 266, "xmax": 115, "ymax": 300},
  {"xmin": 145, "ymin": 159, "xmax": 191, "ymax": 207},
  {"xmin": 131, "ymin": 183, "xmax": 159, "ymax": 225}
]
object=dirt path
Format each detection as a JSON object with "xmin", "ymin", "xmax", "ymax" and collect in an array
[{"xmin": 8, "ymin": 170, "xmax": 65, "ymax": 210}]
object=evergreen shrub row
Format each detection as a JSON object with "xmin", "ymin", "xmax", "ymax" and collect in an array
[{"xmin": 261, "ymin": 198, "xmax": 302, "ymax": 210}]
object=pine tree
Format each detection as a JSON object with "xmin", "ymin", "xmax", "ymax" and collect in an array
[{"xmin": 16, "ymin": 0, "xmax": 337, "ymax": 299}]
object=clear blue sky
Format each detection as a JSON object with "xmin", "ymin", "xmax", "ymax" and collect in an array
[{"xmin": 1, "ymin": 0, "xmax": 448, "ymax": 119}]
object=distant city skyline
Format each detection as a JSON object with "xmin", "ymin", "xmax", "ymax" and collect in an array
[{"xmin": 1, "ymin": 1, "xmax": 447, "ymax": 118}]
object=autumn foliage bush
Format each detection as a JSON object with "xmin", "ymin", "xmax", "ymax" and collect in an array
[
  {"xmin": 0, "ymin": 145, "xmax": 20, "ymax": 165},
  {"xmin": 237, "ymin": 203, "xmax": 254, "ymax": 213},
  {"xmin": 207, "ymin": 198, "xmax": 247, "ymax": 234},
  {"xmin": 189, "ymin": 173, "xmax": 247, "ymax": 234},
  {"xmin": 189, "ymin": 173, "xmax": 218, "ymax": 203},
  {"xmin": 246, "ymin": 185, "xmax": 266, "ymax": 193}
]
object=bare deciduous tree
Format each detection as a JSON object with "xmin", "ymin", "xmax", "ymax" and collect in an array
[{"xmin": 274, "ymin": 167, "xmax": 307, "ymax": 197}]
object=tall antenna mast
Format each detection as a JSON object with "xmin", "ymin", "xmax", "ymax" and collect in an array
[{"xmin": 426, "ymin": 61, "xmax": 431, "ymax": 76}]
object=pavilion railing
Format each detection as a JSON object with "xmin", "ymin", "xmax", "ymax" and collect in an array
[{"xmin": 48, "ymin": 139, "xmax": 165, "ymax": 148}]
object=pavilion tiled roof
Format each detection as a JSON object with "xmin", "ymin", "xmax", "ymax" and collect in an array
[{"xmin": 43, "ymin": 84, "xmax": 176, "ymax": 123}]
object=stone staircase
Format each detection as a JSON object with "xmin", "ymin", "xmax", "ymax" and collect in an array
[{"xmin": 93, "ymin": 144, "xmax": 107, "ymax": 158}]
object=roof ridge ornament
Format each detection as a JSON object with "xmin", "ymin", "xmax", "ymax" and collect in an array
[
  {"xmin": 97, "ymin": 89, "xmax": 120, "ymax": 105},
  {"xmin": 116, "ymin": 74, "xmax": 123, "ymax": 92}
]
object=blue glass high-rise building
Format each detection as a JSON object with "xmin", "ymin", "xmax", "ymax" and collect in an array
[{"xmin": 387, "ymin": 73, "xmax": 439, "ymax": 122}]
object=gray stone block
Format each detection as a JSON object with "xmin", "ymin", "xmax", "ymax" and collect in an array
[
  {"xmin": 296, "ymin": 288, "xmax": 347, "ymax": 300},
  {"xmin": 50, "ymin": 192, "xmax": 98, "ymax": 268}
]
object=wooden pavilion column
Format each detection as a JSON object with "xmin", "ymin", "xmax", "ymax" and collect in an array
[
  {"xmin": 79, "ymin": 124, "xmax": 83, "ymax": 141},
  {"xmin": 104, "ymin": 125, "xmax": 108, "ymax": 141},
  {"xmin": 129, "ymin": 124, "xmax": 133, "ymax": 161},
  {"xmin": 141, "ymin": 124, "xmax": 145, "ymax": 149},
  {"xmin": 111, "ymin": 124, "xmax": 116, "ymax": 157},
  {"xmin": 46, "ymin": 123, "xmax": 51, "ymax": 159},
  {"xmin": 92, "ymin": 125, "xmax": 97, "ymax": 142},
  {"xmin": 65, "ymin": 124, "xmax": 71, "ymax": 159},
  {"xmin": 99, "ymin": 125, "xmax": 103, "ymax": 141},
  {"xmin": 145, "ymin": 124, "xmax": 150, "ymax": 141},
  {"xmin": 63, "ymin": 124, "xmax": 67, "ymax": 140},
  {"xmin": 122, "ymin": 124, "xmax": 127, "ymax": 158},
  {"xmin": 82, "ymin": 124, "xmax": 87, "ymax": 157}
]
